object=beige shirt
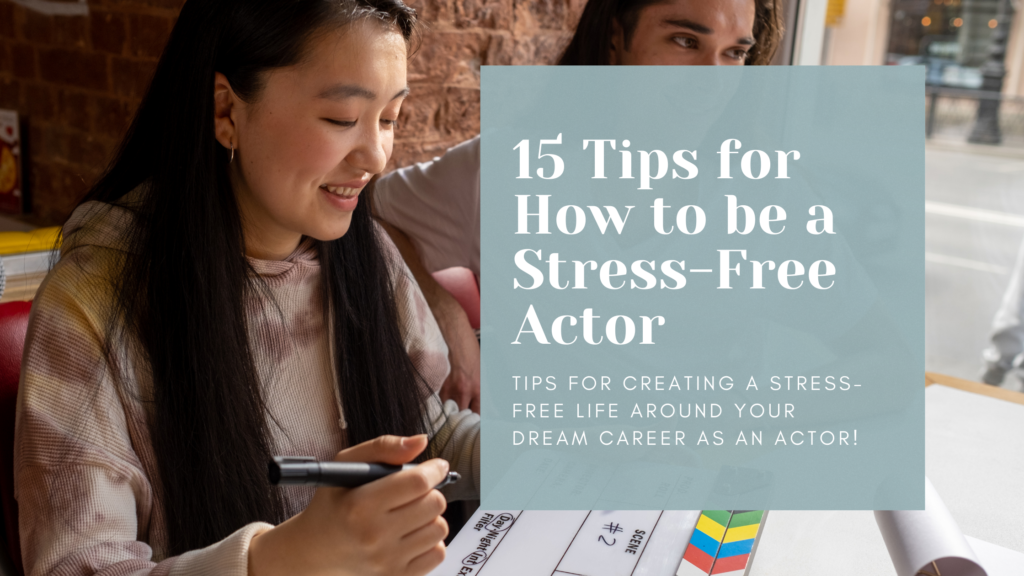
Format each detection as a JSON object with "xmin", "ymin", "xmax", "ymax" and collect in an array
[
  {"xmin": 14, "ymin": 200, "xmax": 480, "ymax": 576},
  {"xmin": 373, "ymin": 136, "xmax": 480, "ymax": 277}
]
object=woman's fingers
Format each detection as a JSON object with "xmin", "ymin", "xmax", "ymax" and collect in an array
[
  {"xmin": 389, "ymin": 487, "xmax": 447, "ymax": 537},
  {"xmin": 357, "ymin": 458, "xmax": 450, "ymax": 510},
  {"xmin": 399, "ymin": 515, "xmax": 449, "ymax": 559},
  {"xmin": 405, "ymin": 541, "xmax": 447, "ymax": 576},
  {"xmin": 332, "ymin": 434, "xmax": 428, "ymax": 465},
  {"xmin": 264, "ymin": 437, "xmax": 454, "ymax": 576}
]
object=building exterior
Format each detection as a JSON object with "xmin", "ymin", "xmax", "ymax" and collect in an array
[{"xmin": 824, "ymin": 0, "xmax": 1024, "ymax": 96}]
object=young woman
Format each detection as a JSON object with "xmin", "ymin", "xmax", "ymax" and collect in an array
[
  {"xmin": 14, "ymin": 1, "xmax": 477, "ymax": 575},
  {"xmin": 373, "ymin": 0, "xmax": 784, "ymax": 413}
]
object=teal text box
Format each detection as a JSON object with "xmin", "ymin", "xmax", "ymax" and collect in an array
[{"xmin": 480, "ymin": 66, "xmax": 924, "ymax": 510}]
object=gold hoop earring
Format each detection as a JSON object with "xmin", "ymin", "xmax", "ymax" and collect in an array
[{"xmin": 230, "ymin": 144, "xmax": 235, "ymax": 163}]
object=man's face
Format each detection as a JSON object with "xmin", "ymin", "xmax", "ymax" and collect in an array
[{"xmin": 611, "ymin": 0, "xmax": 757, "ymax": 66}]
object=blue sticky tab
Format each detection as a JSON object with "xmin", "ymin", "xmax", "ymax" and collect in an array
[
  {"xmin": 718, "ymin": 538, "xmax": 754, "ymax": 558},
  {"xmin": 689, "ymin": 529, "xmax": 722, "ymax": 557}
]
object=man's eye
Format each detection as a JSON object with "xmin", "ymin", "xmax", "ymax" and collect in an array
[
  {"xmin": 673, "ymin": 36, "xmax": 697, "ymax": 49},
  {"xmin": 727, "ymin": 49, "xmax": 750, "ymax": 61},
  {"xmin": 324, "ymin": 119, "xmax": 356, "ymax": 127}
]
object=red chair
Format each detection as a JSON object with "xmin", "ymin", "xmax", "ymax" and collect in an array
[{"xmin": 0, "ymin": 300, "xmax": 30, "ymax": 576}]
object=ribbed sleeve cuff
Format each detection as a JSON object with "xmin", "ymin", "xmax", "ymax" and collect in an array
[
  {"xmin": 433, "ymin": 399, "xmax": 481, "ymax": 502},
  {"xmin": 168, "ymin": 522, "xmax": 275, "ymax": 576}
]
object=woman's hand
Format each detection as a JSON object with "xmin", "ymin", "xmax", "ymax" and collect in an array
[{"xmin": 248, "ymin": 434, "xmax": 450, "ymax": 576}]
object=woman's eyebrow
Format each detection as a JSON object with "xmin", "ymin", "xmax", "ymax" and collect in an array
[{"xmin": 317, "ymin": 84, "xmax": 411, "ymax": 101}]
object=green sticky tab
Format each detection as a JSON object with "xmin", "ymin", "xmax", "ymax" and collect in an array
[
  {"xmin": 703, "ymin": 510, "xmax": 732, "ymax": 526},
  {"xmin": 729, "ymin": 510, "xmax": 764, "ymax": 527}
]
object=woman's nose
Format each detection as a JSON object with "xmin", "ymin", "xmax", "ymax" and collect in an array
[{"xmin": 348, "ymin": 123, "xmax": 389, "ymax": 176}]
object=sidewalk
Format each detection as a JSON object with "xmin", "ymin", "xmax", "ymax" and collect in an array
[{"xmin": 925, "ymin": 146, "xmax": 1024, "ymax": 392}]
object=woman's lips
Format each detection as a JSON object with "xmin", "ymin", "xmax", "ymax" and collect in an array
[
  {"xmin": 319, "ymin": 184, "xmax": 359, "ymax": 198},
  {"xmin": 319, "ymin": 178, "xmax": 368, "ymax": 211},
  {"xmin": 320, "ymin": 185, "xmax": 361, "ymax": 211}
]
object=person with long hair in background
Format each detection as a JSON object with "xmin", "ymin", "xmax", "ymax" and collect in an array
[
  {"xmin": 373, "ymin": 0, "xmax": 785, "ymax": 414},
  {"xmin": 14, "ymin": 1, "xmax": 478, "ymax": 575}
]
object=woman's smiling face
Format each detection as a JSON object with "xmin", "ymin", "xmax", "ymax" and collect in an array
[{"xmin": 214, "ymin": 20, "xmax": 408, "ymax": 260}]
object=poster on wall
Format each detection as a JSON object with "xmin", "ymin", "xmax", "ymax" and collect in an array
[{"xmin": 0, "ymin": 109, "xmax": 24, "ymax": 216}]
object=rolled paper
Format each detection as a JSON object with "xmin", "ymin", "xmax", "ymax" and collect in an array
[{"xmin": 874, "ymin": 478, "xmax": 986, "ymax": 576}]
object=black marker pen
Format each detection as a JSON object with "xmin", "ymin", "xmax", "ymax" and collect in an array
[{"xmin": 269, "ymin": 456, "xmax": 460, "ymax": 490}]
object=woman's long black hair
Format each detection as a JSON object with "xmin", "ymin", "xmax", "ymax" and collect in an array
[
  {"xmin": 69, "ymin": 0, "xmax": 428, "ymax": 556},
  {"xmin": 558, "ymin": 0, "xmax": 784, "ymax": 66}
]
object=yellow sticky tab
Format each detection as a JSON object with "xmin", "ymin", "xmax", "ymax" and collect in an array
[
  {"xmin": 0, "ymin": 227, "xmax": 60, "ymax": 255},
  {"xmin": 724, "ymin": 522, "xmax": 759, "ymax": 543},
  {"xmin": 696, "ymin": 514, "xmax": 727, "ymax": 542}
]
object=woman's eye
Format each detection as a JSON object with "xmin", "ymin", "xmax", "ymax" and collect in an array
[
  {"xmin": 673, "ymin": 36, "xmax": 697, "ymax": 49},
  {"xmin": 324, "ymin": 118, "xmax": 356, "ymax": 127},
  {"xmin": 380, "ymin": 118, "xmax": 400, "ymax": 130}
]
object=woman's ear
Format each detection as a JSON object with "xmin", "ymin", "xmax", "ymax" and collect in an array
[{"xmin": 213, "ymin": 72, "xmax": 239, "ymax": 151}]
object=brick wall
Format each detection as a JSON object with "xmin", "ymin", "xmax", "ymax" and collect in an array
[
  {"xmin": 395, "ymin": 0, "xmax": 584, "ymax": 167},
  {"xmin": 0, "ymin": 0, "xmax": 582, "ymax": 225},
  {"xmin": 0, "ymin": 0, "xmax": 175, "ymax": 224}
]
